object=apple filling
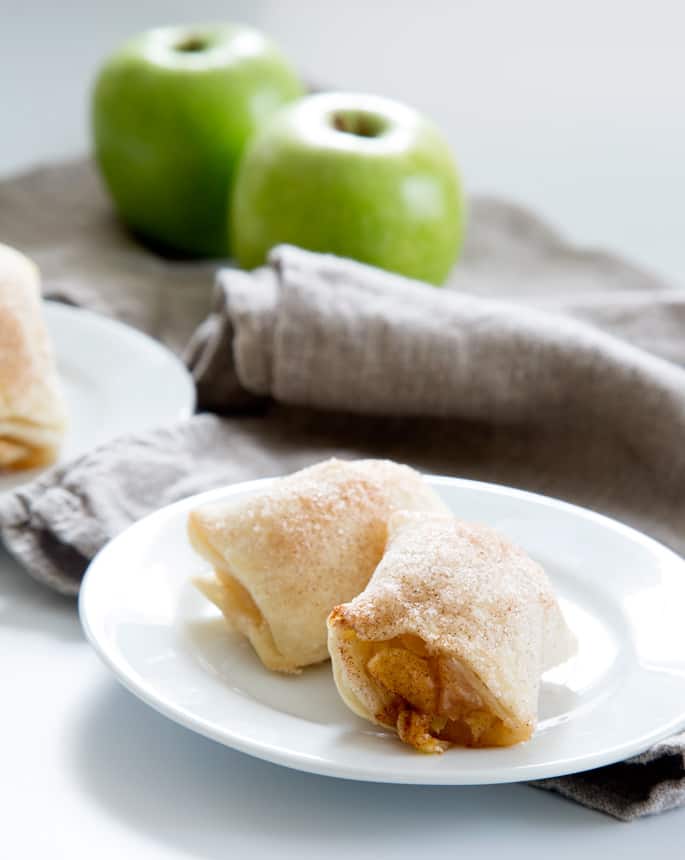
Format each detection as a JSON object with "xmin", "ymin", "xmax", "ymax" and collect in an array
[
  {"xmin": 0, "ymin": 437, "xmax": 57, "ymax": 471},
  {"xmin": 345, "ymin": 631, "xmax": 530, "ymax": 752}
]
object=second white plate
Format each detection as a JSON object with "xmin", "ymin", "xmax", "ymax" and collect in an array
[
  {"xmin": 79, "ymin": 475, "xmax": 685, "ymax": 785},
  {"xmin": 0, "ymin": 302, "xmax": 195, "ymax": 491}
]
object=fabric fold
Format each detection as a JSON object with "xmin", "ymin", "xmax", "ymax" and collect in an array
[{"xmin": 187, "ymin": 245, "xmax": 685, "ymax": 526}]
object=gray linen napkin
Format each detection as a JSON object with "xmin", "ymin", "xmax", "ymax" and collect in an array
[{"xmin": 1, "ymin": 159, "xmax": 684, "ymax": 821}]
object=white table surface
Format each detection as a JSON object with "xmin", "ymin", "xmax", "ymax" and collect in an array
[
  {"xmin": 2, "ymin": 0, "xmax": 685, "ymax": 854},
  {"xmin": 3, "ymin": 544, "xmax": 685, "ymax": 858}
]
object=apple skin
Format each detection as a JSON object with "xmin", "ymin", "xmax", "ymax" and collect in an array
[
  {"xmin": 230, "ymin": 93, "xmax": 465, "ymax": 284},
  {"xmin": 92, "ymin": 24, "xmax": 304, "ymax": 257}
]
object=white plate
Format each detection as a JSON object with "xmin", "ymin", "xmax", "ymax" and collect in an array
[
  {"xmin": 79, "ymin": 476, "xmax": 685, "ymax": 785},
  {"xmin": 0, "ymin": 302, "xmax": 195, "ymax": 491}
]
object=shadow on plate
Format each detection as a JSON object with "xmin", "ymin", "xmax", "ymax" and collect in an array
[
  {"xmin": 182, "ymin": 614, "xmax": 356, "ymax": 725},
  {"xmin": 68, "ymin": 680, "xmax": 613, "ymax": 858}
]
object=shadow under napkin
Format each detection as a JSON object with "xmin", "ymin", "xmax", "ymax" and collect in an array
[{"xmin": 0, "ymin": 545, "xmax": 80, "ymax": 642}]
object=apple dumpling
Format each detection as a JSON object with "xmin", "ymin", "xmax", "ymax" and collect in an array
[
  {"xmin": 327, "ymin": 511, "xmax": 576, "ymax": 752},
  {"xmin": 188, "ymin": 458, "xmax": 448, "ymax": 674},
  {"xmin": 0, "ymin": 243, "xmax": 67, "ymax": 471}
]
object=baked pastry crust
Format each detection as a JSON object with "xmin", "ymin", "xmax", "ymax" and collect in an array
[
  {"xmin": 0, "ymin": 244, "xmax": 67, "ymax": 471},
  {"xmin": 328, "ymin": 511, "xmax": 576, "ymax": 751},
  {"xmin": 188, "ymin": 458, "xmax": 448, "ymax": 673}
]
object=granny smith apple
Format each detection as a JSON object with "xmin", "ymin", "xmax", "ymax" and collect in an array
[
  {"xmin": 230, "ymin": 92, "xmax": 465, "ymax": 284},
  {"xmin": 92, "ymin": 23, "xmax": 304, "ymax": 257}
]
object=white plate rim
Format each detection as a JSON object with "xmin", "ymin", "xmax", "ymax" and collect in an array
[
  {"xmin": 46, "ymin": 300, "xmax": 196, "ymax": 418},
  {"xmin": 79, "ymin": 475, "xmax": 685, "ymax": 785}
]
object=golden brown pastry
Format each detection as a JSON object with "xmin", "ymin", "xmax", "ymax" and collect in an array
[
  {"xmin": 328, "ymin": 511, "xmax": 576, "ymax": 752},
  {"xmin": 188, "ymin": 458, "xmax": 448, "ymax": 673},
  {"xmin": 0, "ymin": 243, "xmax": 67, "ymax": 470}
]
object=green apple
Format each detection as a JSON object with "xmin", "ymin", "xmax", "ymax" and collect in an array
[
  {"xmin": 92, "ymin": 23, "xmax": 304, "ymax": 257},
  {"xmin": 231, "ymin": 92, "xmax": 465, "ymax": 284}
]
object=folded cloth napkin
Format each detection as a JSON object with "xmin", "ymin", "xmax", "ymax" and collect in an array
[{"xmin": 1, "ymin": 159, "xmax": 685, "ymax": 821}]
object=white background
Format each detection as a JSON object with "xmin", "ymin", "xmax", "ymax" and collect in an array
[{"xmin": 2, "ymin": 1, "xmax": 685, "ymax": 856}]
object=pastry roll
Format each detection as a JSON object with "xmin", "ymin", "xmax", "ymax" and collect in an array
[
  {"xmin": 188, "ymin": 458, "xmax": 448, "ymax": 674},
  {"xmin": 328, "ymin": 511, "xmax": 576, "ymax": 752},
  {"xmin": 0, "ymin": 243, "xmax": 67, "ymax": 470}
]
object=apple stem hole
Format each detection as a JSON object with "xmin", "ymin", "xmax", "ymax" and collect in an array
[
  {"xmin": 174, "ymin": 35, "xmax": 210, "ymax": 52},
  {"xmin": 330, "ymin": 111, "xmax": 387, "ymax": 138}
]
